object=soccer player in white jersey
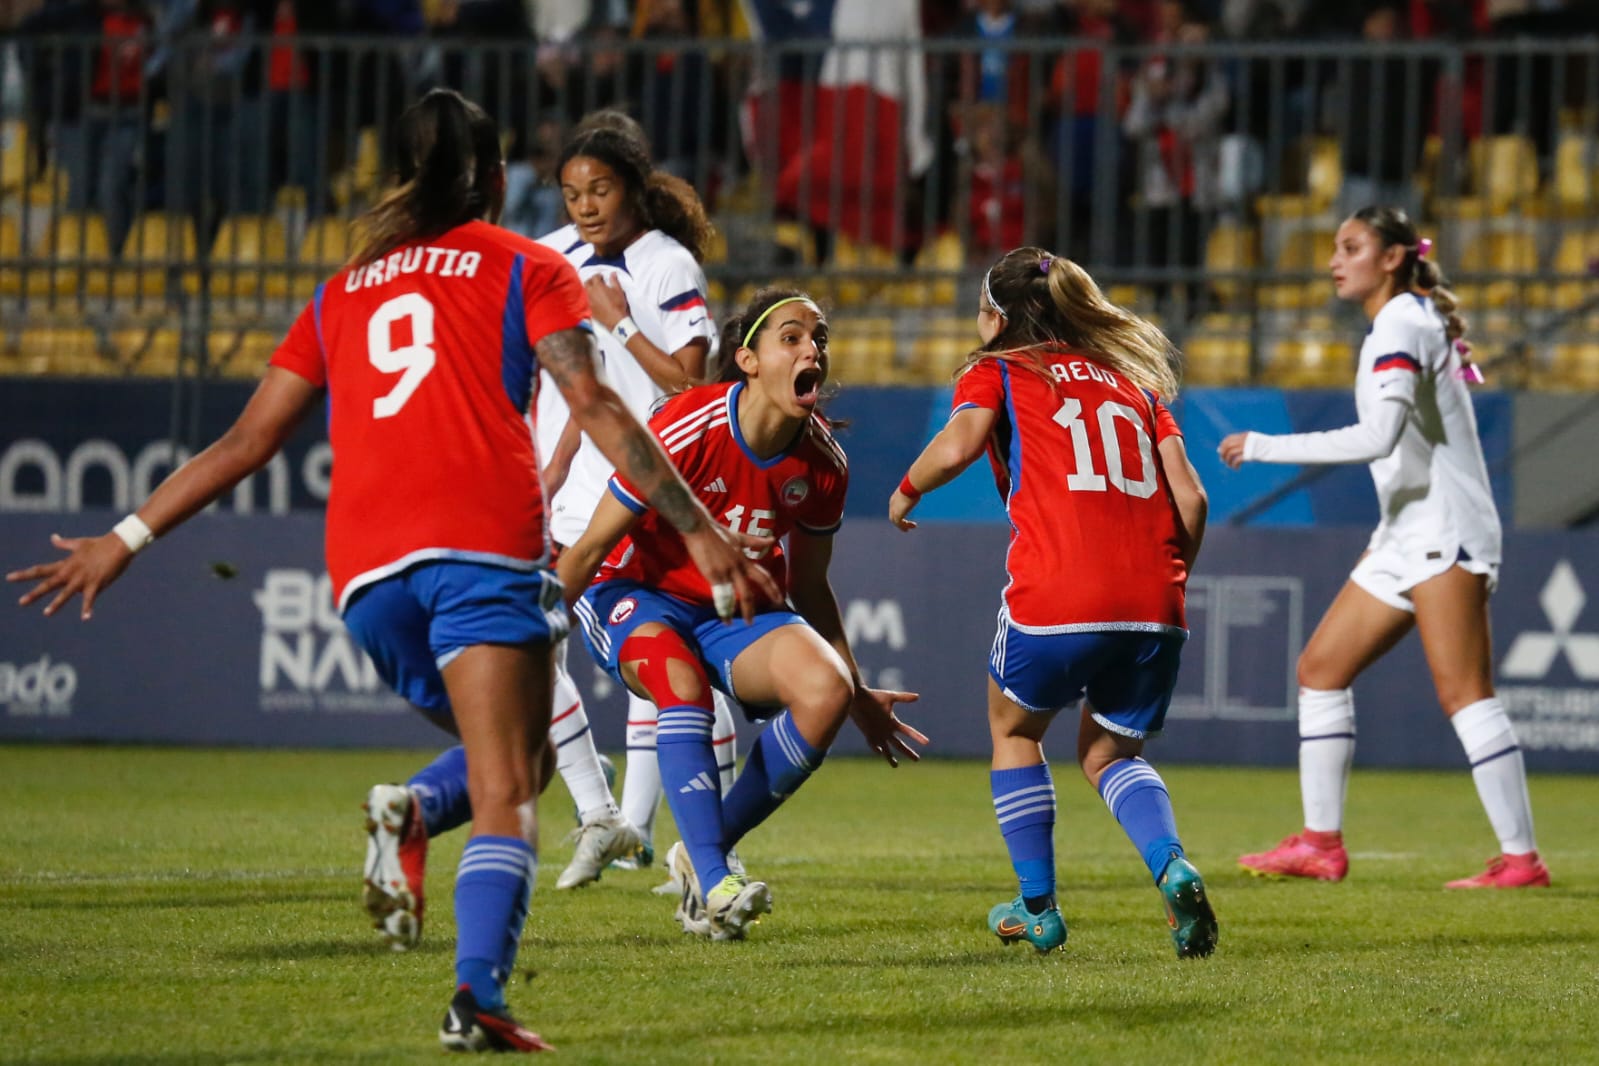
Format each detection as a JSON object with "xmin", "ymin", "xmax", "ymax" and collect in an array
[{"xmin": 1220, "ymin": 205, "xmax": 1549, "ymax": 890}]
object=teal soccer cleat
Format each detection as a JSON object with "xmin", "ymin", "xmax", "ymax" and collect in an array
[
  {"xmin": 1158, "ymin": 856, "xmax": 1219, "ymax": 959},
  {"xmin": 987, "ymin": 896, "xmax": 1067, "ymax": 954}
]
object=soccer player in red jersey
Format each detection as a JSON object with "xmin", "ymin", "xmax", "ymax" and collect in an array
[
  {"xmin": 557, "ymin": 288, "xmax": 928, "ymax": 940},
  {"xmin": 888, "ymin": 247, "xmax": 1217, "ymax": 959},
  {"xmin": 7, "ymin": 89, "xmax": 776, "ymax": 1052}
]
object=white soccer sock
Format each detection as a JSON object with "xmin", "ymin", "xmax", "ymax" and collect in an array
[
  {"xmin": 1298, "ymin": 687, "xmax": 1356, "ymax": 833},
  {"xmin": 712, "ymin": 691, "xmax": 739, "ymax": 796},
  {"xmin": 621, "ymin": 691, "xmax": 663, "ymax": 843},
  {"xmin": 551, "ymin": 656, "xmax": 618, "ymax": 823},
  {"xmin": 1451, "ymin": 697, "xmax": 1537, "ymax": 855}
]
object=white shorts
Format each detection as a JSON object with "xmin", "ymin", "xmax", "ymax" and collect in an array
[{"xmin": 1350, "ymin": 543, "xmax": 1499, "ymax": 613}]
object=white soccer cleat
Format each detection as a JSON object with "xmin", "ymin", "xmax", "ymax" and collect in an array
[
  {"xmin": 664, "ymin": 841, "xmax": 714, "ymax": 936},
  {"xmin": 555, "ymin": 812, "xmax": 642, "ymax": 890},
  {"xmin": 362, "ymin": 783, "xmax": 427, "ymax": 951},
  {"xmin": 704, "ymin": 874, "xmax": 773, "ymax": 942}
]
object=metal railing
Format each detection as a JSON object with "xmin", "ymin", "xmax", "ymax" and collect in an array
[{"xmin": 1, "ymin": 33, "xmax": 1597, "ymax": 387}]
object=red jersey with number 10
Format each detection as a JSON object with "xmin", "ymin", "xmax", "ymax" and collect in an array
[
  {"xmin": 952, "ymin": 352, "xmax": 1187, "ymax": 631},
  {"xmin": 601, "ymin": 381, "xmax": 849, "ymax": 606},
  {"xmin": 269, "ymin": 219, "xmax": 589, "ymax": 610}
]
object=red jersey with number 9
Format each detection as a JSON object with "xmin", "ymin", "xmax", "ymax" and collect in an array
[
  {"xmin": 269, "ymin": 220, "xmax": 589, "ymax": 611},
  {"xmin": 600, "ymin": 381, "xmax": 849, "ymax": 606},
  {"xmin": 952, "ymin": 352, "xmax": 1187, "ymax": 631}
]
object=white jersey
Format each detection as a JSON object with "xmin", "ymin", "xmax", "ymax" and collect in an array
[
  {"xmin": 535, "ymin": 226, "xmax": 717, "ymax": 547},
  {"xmin": 1243, "ymin": 293, "xmax": 1500, "ymax": 565}
]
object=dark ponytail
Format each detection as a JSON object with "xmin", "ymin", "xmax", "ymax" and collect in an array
[
  {"xmin": 349, "ymin": 89, "xmax": 504, "ymax": 269},
  {"xmin": 557, "ymin": 127, "xmax": 714, "ymax": 263},
  {"xmin": 1350, "ymin": 204, "xmax": 1469, "ymax": 346}
]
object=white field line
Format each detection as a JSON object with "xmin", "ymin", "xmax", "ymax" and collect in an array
[{"xmin": 0, "ymin": 867, "xmax": 347, "ymax": 887}]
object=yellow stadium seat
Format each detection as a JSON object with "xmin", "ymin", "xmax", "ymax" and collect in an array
[
  {"xmin": 1305, "ymin": 137, "xmax": 1343, "ymax": 210},
  {"xmin": 1534, "ymin": 229, "xmax": 1599, "ymax": 311},
  {"xmin": 1259, "ymin": 228, "xmax": 1335, "ymax": 310},
  {"xmin": 1470, "ymin": 135, "xmax": 1540, "ymax": 212},
  {"xmin": 769, "ymin": 222, "xmax": 807, "ymax": 267},
  {"xmin": 1182, "ymin": 314, "xmax": 1255, "ymax": 386},
  {"xmin": 1452, "ymin": 229, "xmax": 1539, "ymax": 310},
  {"xmin": 114, "ymin": 327, "xmax": 184, "ymax": 376},
  {"xmin": 1, "ymin": 119, "xmax": 30, "ymax": 191},
  {"xmin": 115, "ymin": 214, "xmax": 200, "ymax": 301},
  {"xmin": 208, "ymin": 215, "xmax": 290, "ymax": 300},
  {"xmin": 909, "ymin": 315, "xmax": 977, "ymax": 382},
  {"xmin": 1547, "ymin": 343, "xmax": 1599, "ymax": 390},
  {"xmin": 1203, "ymin": 224, "xmax": 1258, "ymax": 308},
  {"xmin": 0, "ymin": 215, "xmax": 19, "ymax": 296},
  {"xmin": 18, "ymin": 327, "xmax": 116, "ymax": 376},
  {"xmin": 831, "ymin": 236, "xmax": 897, "ymax": 308},
  {"xmin": 1263, "ymin": 336, "xmax": 1354, "ymax": 389},
  {"xmin": 331, "ymin": 126, "xmax": 383, "ymax": 209},
  {"xmin": 1549, "ymin": 137, "xmax": 1595, "ymax": 216},
  {"xmin": 208, "ymin": 329, "xmax": 280, "ymax": 379},
  {"xmin": 27, "ymin": 212, "xmax": 113, "ymax": 299},
  {"xmin": 294, "ymin": 217, "xmax": 355, "ymax": 297},
  {"xmin": 827, "ymin": 315, "xmax": 899, "ymax": 384}
]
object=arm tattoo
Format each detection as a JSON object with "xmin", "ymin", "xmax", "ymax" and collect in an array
[{"xmin": 535, "ymin": 328, "xmax": 597, "ymax": 392}]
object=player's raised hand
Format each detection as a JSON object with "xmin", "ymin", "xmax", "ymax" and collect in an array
[
  {"xmin": 585, "ymin": 274, "xmax": 632, "ymax": 331},
  {"xmin": 7, "ymin": 532, "xmax": 134, "ymax": 620},
  {"xmin": 888, "ymin": 488, "xmax": 919, "ymax": 531},
  {"xmin": 847, "ymin": 687, "xmax": 927, "ymax": 767},
  {"xmin": 681, "ymin": 523, "xmax": 781, "ymax": 624}
]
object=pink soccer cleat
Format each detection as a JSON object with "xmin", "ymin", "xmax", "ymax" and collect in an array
[
  {"xmin": 1445, "ymin": 851, "xmax": 1551, "ymax": 890},
  {"xmin": 1238, "ymin": 831, "xmax": 1349, "ymax": 882}
]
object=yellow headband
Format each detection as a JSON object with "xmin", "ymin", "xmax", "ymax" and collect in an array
[{"xmin": 742, "ymin": 296, "xmax": 814, "ymax": 349}]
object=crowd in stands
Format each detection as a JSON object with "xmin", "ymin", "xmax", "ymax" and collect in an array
[{"xmin": 0, "ymin": 0, "xmax": 1591, "ymax": 339}]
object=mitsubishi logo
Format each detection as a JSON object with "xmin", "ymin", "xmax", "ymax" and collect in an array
[{"xmin": 1501, "ymin": 560, "xmax": 1599, "ymax": 681}]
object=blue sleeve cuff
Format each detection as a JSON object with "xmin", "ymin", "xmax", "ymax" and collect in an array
[{"xmin": 608, "ymin": 478, "xmax": 648, "ymax": 514}]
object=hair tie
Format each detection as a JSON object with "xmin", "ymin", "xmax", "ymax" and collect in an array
[
  {"xmin": 1453, "ymin": 339, "xmax": 1484, "ymax": 384},
  {"xmin": 1415, "ymin": 237, "xmax": 1433, "ymax": 259},
  {"xmin": 742, "ymin": 295, "xmax": 812, "ymax": 349},
  {"xmin": 1039, "ymin": 257, "xmax": 1053, "ymax": 274}
]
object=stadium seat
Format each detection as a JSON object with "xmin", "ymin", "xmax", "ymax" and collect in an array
[
  {"xmin": 1258, "ymin": 228, "xmax": 1335, "ymax": 310},
  {"xmin": 209, "ymin": 329, "xmax": 279, "ymax": 379},
  {"xmin": 1262, "ymin": 336, "xmax": 1353, "ymax": 389},
  {"xmin": 115, "ymin": 214, "xmax": 200, "ymax": 301},
  {"xmin": 1182, "ymin": 314, "xmax": 1254, "ymax": 386},
  {"xmin": 1, "ymin": 119, "xmax": 29, "ymax": 191},
  {"xmin": 1452, "ymin": 229, "xmax": 1538, "ymax": 310},
  {"xmin": 827, "ymin": 315, "xmax": 899, "ymax": 384},
  {"xmin": 1470, "ymin": 135, "xmax": 1539, "ymax": 212},
  {"xmin": 294, "ymin": 217, "xmax": 355, "ymax": 297},
  {"xmin": 1305, "ymin": 138, "xmax": 1343, "ymax": 210},
  {"xmin": 331, "ymin": 126, "xmax": 382, "ymax": 209},
  {"xmin": 1548, "ymin": 136, "xmax": 1595, "ymax": 216},
  {"xmin": 0, "ymin": 215, "xmax": 19, "ymax": 296},
  {"xmin": 909, "ymin": 315, "xmax": 976, "ymax": 383},
  {"xmin": 27, "ymin": 212, "xmax": 113, "ymax": 299},
  {"xmin": 114, "ymin": 326, "xmax": 184, "ymax": 376},
  {"xmin": 1534, "ymin": 229, "xmax": 1599, "ymax": 311},
  {"xmin": 1546, "ymin": 343, "xmax": 1599, "ymax": 390},
  {"xmin": 831, "ymin": 236, "xmax": 897, "ymax": 308},
  {"xmin": 207, "ymin": 215, "xmax": 290, "ymax": 301},
  {"xmin": 1203, "ymin": 223, "xmax": 1258, "ymax": 308},
  {"xmin": 17, "ymin": 326, "xmax": 116, "ymax": 376}
]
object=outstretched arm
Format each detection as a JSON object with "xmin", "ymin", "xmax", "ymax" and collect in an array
[
  {"xmin": 888, "ymin": 405, "xmax": 996, "ymax": 530},
  {"xmin": 537, "ymin": 327, "xmax": 779, "ymax": 619},
  {"xmin": 787, "ymin": 530, "xmax": 927, "ymax": 767},
  {"xmin": 1219, "ymin": 397, "xmax": 1408, "ymax": 469},
  {"xmin": 8, "ymin": 367, "xmax": 320, "ymax": 618}
]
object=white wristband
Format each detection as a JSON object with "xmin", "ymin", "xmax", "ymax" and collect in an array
[
  {"xmin": 112, "ymin": 514, "xmax": 155, "ymax": 554},
  {"xmin": 611, "ymin": 316, "xmax": 640, "ymax": 344}
]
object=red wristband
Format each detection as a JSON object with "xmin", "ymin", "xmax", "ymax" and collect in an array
[{"xmin": 897, "ymin": 474, "xmax": 923, "ymax": 501}]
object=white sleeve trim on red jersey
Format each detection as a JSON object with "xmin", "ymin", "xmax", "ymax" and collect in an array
[{"xmin": 1242, "ymin": 396, "xmax": 1408, "ymax": 466}]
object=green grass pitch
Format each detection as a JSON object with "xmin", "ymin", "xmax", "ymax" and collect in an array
[{"xmin": 1, "ymin": 746, "xmax": 1596, "ymax": 1064}]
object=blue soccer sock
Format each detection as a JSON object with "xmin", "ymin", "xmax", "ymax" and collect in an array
[
  {"xmin": 655, "ymin": 703, "xmax": 729, "ymax": 888},
  {"xmin": 407, "ymin": 745, "xmax": 472, "ymax": 838},
  {"xmin": 722, "ymin": 710, "xmax": 824, "ymax": 847},
  {"xmin": 1098, "ymin": 757, "xmax": 1185, "ymax": 882},
  {"xmin": 454, "ymin": 835, "xmax": 536, "ymax": 1010},
  {"xmin": 992, "ymin": 763, "xmax": 1057, "ymax": 904}
]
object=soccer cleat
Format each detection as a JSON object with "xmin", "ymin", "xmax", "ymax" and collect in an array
[
  {"xmin": 1445, "ymin": 851, "xmax": 1552, "ymax": 889},
  {"xmin": 1158, "ymin": 855, "xmax": 1219, "ymax": 959},
  {"xmin": 611, "ymin": 839, "xmax": 655, "ymax": 872},
  {"xmin": 555, "ymin": 812, "xmax": 642, "ymax": 890},
  {"xmin": 987, "ymin": 896, "xmax": 1067, "ymax": 954},
  {"xmin": 439, "ymin": 984, "xmax": 553, "ymax": 1053},
  {"xmin": 665, "ymin": 841, "xmax": 713, "ymax": 936},
  {"xmin": 1238, "ymin": 832, "xmax": 1348, "ymax": 882},
  {"xmin": 704, "ymin": 873, "xmax": 773, "ymax": 941},
  {"xmin": 362, "ymin": 783, "xmax": 427, "ymax": 950}
]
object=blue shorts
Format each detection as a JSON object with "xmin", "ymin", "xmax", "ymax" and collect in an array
[
  {"xmin": 990, "ymin": 617, "xmax": 1186, "ymax": 740},
  {"xmin": 342, "ymin": 561, "xmax": 568, "ymax": 716},
  {"xmin": 574, "ymin": 580, "xmax": 804, "ymax": 718}
]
